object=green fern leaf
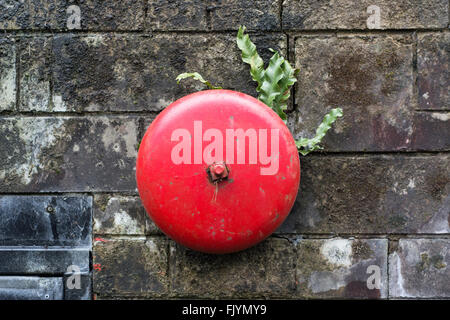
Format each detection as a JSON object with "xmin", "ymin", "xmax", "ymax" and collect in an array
[
  {"xmin": 296, "ymin": 108, "xmax": 344, "ymax": 155},
  {"xmin": 236, "ymin": 26, "xmax": 265, "ymax": 92},
  {"xmin": 176, "ymin": 72, "xmax": 222, "ymax": 90}
]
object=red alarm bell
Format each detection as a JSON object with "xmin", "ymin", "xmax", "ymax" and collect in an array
[{"xmin": 136, "ymin": 90, "xmax": 300, "ymax": 254}]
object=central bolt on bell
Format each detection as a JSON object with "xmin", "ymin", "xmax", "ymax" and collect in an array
[
  {"xmin": 207, "ymin": 161, "xmax": 229, "ymax": 182},
  {"xmin": 213, "ymin": 164, "xmax": 225, "ymax": 175}
]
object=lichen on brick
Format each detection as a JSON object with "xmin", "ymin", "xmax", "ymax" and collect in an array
[
  {"xmin": 19, "ymin": 36, "xmax": 51, "ymax": 111},
  {"xmin": 170, "ymin": 238, "xmax": 296, "ymax": 298},
  {"xmin": 93, "ymin": 238, "xmax": 169, "ymax": 297},
  {"xmin": 278, "ymin": 155, "xmax": 450, "ymax": 234},
  {"xmin": 296, "ymin": 238, "xmax": 388, "ymax": 298},
  {"xmin": 389, "ymin": 239, "xmax": 450, "ymax": 298},
  {"xmin": 94, "ymin": 195, "xmax": 160, "ymax": 236},
  {"xmin": 0, "ymin": 37, "xmax": 16, "ymax": 111},
  {"xmin": 51, "ymin": 33, "xmax": 286, "ymax": 112},
  {"xmin": 417, "ymin": 33, "xmax": 450, "ymax": 110},
  {"xmin": 282, "ymin": 0, "xmax": 449, "ymax": 30},
  {"xmin": 0, "ymin": 0, "xmax": 144, "ymax": 30},
  {"xmin": 291, "ymin": 35, "xmax": 415, "ymax": 152},
  {"xmin": 0, "ymin": 117, "xmax": 140, "ymax": 192}
]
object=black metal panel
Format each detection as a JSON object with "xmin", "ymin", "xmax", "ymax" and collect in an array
[
  {"xmin": 0, "ymin": 196, "xmax": 92, "ymax": 247},
  {"xmin": 0, "ymin": 276, "xmax": 63, "ymax": 300}
]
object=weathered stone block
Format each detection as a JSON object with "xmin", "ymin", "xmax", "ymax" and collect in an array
[
  {"xmin": 0, "ymin": 248, "xmax": 90, "ymax": 274},
  {"xmin": 0, "ymin": 0, "xmax": 144, "ymax": 30},
  {"xmin": 296, "ymin": 238, "xmax": 388, "ymax": 298},
  {"xmin": 0, "ymin": 0, "xmax": 33, "ymax": 30},
  {"xmin": 94, "ymin": 195, "xmax": 161, "ymax": 236},
  {"xmin": 147, "ymin": 0, "xmax": 207, "ymax": 31},
  {"xmin": 51, "ymin": 33, "xmax": 285, "ymax": 112},
  {"xmin": 93, "ymin": 238, "xmax": 169, "ymax": 297},
  {"xmin": 389, "ymin": 239, "xmax": 450, "ymax": 298},
  {"xmin": 209, "ymin": 0, "xmax": 280, "ymax": 31},
  {"xmin": 290, "ymin": 34, "xmax": 413, "ymax": 151},
  {"xmin": 277, "ymin": 155, "xmax": 450, "ymax": 234},
  {"xmin": 411, "ymin": 112, "xmax": 450, "ymax": 150},
  {"xmin": 289, "ymin": 34, "xmax": 448, "ymax": 152},
  {"xmin": 282, "ymin": 0, "xmax": 449, "ymax": 30},
  {"xmin": 417, "ymin": 33, "xmax": 449, "ymax": 110},
  {"xmin": 146, "ymin": 0, "xmax": 281, "ymax": 31},
  {"xmin": 73, "ymin": 0, "xmax": 145, "ymax": 31},
  {"xmin": 0, "ymin": 276, "xmax": 63, "ymax": 300},
  {"xmin": 0, "ymin": 116, "xmax": 139, "ymax": 192},
  {"xmin": 19, "ymin": 36, "xmax": 51, "ymax": 111},
  {"xmin": 170, "ymin": 238, "xmax": 296, "ymax": 298},
  {"xmin": 0, "ymin": 37, "xmax": 15, "ymax": 111},
  {"xmin": 0, "ymin": 196, "xmax": 92, "ymax": 246},
  {"xmin": 52, "ymin": 34, "xmax": 142, "ymax": 112},
  {"xmin": 64, "ymin": 273, "xmax": 91, "ymax": 300}
]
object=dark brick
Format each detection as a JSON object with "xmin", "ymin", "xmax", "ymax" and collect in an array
[
  {"xmin": 0, "ymin": 37, "xmax": 15, "ymax": 111},
  {"xmin": 51, "ymin": 33, "xmax": 286, "ymax": 112},
  {"xmin": 19, "ymin": 36, "xmax": 51, "ymax": 111},
  {"xmin": 74, "ymin": 0, "xmax": 145, "ymax": 31},
  {"xmin": 0, "ymin": 196, "xmax": 92, "ymax": 246},
  {"xmin": 93, "ymin": 238, "xmax": 169, "ymax": 297},
  {"xmin": 0, "ymin": 248, "xmax": 90, "ymax": 274},
  {"xmin": 146, "ymin": 0, "xmax": 207, "ymax": 31},
  {"xmin": 0, "ymin": 0, "xmax": 28, "ymax": 29},
  {"xmin": 51, "ymin": 34, "xmax": 146, "ymax": 112},
  {"xmin": 389, "ymin": 239, "xmax": 450, "ymax": 298},
  {"xmin": 290, "ymin": 34, "xmax": 413, "ymax": 152},
  {"xmin": 146, "ymin": 0, "xmax": 281, "ymax": 31},
  {"xmin": 94, "ymin": 195, "xmax": 161, "ymax": 236},
  {"xmin": 0, "ymin": 276, "xmax": 63, "ymax": 300},
  {"xmin": 282, "ymin": 0, "xmax": 449, "ymax": 30},
  {"xmin": 0, "ymin": 116, "xmax": 139, "ymax": 192},
  {"xmin": 209, "ymin": 0, "xmax": 280, "ymax": 31},
  {"xmin": 296, "ymin": 238, "xmax": 387, "ymax": 298},
  {"xmin": 170, "ymin": 238, "xmax": 296, "ymax": 298},
  {"xmin": 411, "ymin": 112, "xmax": 450, "ymax": 150},
  {"xmin": 277, "ymin": 155, "xmax": 450, "ymax": 234},
  {"xmin": 417, "ymin": 33, "xmax": 449, "ymax": 110},
  {"xmin": 0, "ymin": 0, "xmax": 144, "ymax": 30},
  {"xmin": 289, "ymin": 34, "xmax": 448, "ymax": 152}
]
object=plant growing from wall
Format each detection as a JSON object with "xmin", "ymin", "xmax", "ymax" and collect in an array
[{"xmin": 176, "ymin": 26, "xmax": 343, "ymax": 155}]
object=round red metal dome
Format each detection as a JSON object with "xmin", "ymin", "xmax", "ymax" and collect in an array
[{"xmin": 136, "ymin": 90, "xmax": 300, "ymax": 254}]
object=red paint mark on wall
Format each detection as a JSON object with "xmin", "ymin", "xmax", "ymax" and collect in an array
[
  {"xmin": 94, "ymin": 263, "xmax": 102, "ymax": 271},
  {"xmin": 94, "ymin": 237, "xmax": 108, "ymax": 242}
]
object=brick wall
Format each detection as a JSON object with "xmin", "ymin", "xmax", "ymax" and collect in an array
[{"xmin": 0, "ymin": 0, "xmax": 448, "ymax": 299}]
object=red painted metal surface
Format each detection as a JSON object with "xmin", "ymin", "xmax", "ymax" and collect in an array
[{"xmin": 136, "ymin": 90, "xmax": 300, "ymax": 254}]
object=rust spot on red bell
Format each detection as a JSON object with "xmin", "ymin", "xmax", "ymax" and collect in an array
[{"xmin": 207, "ymin": 161, "xmax": 230, "ymax": 183}]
